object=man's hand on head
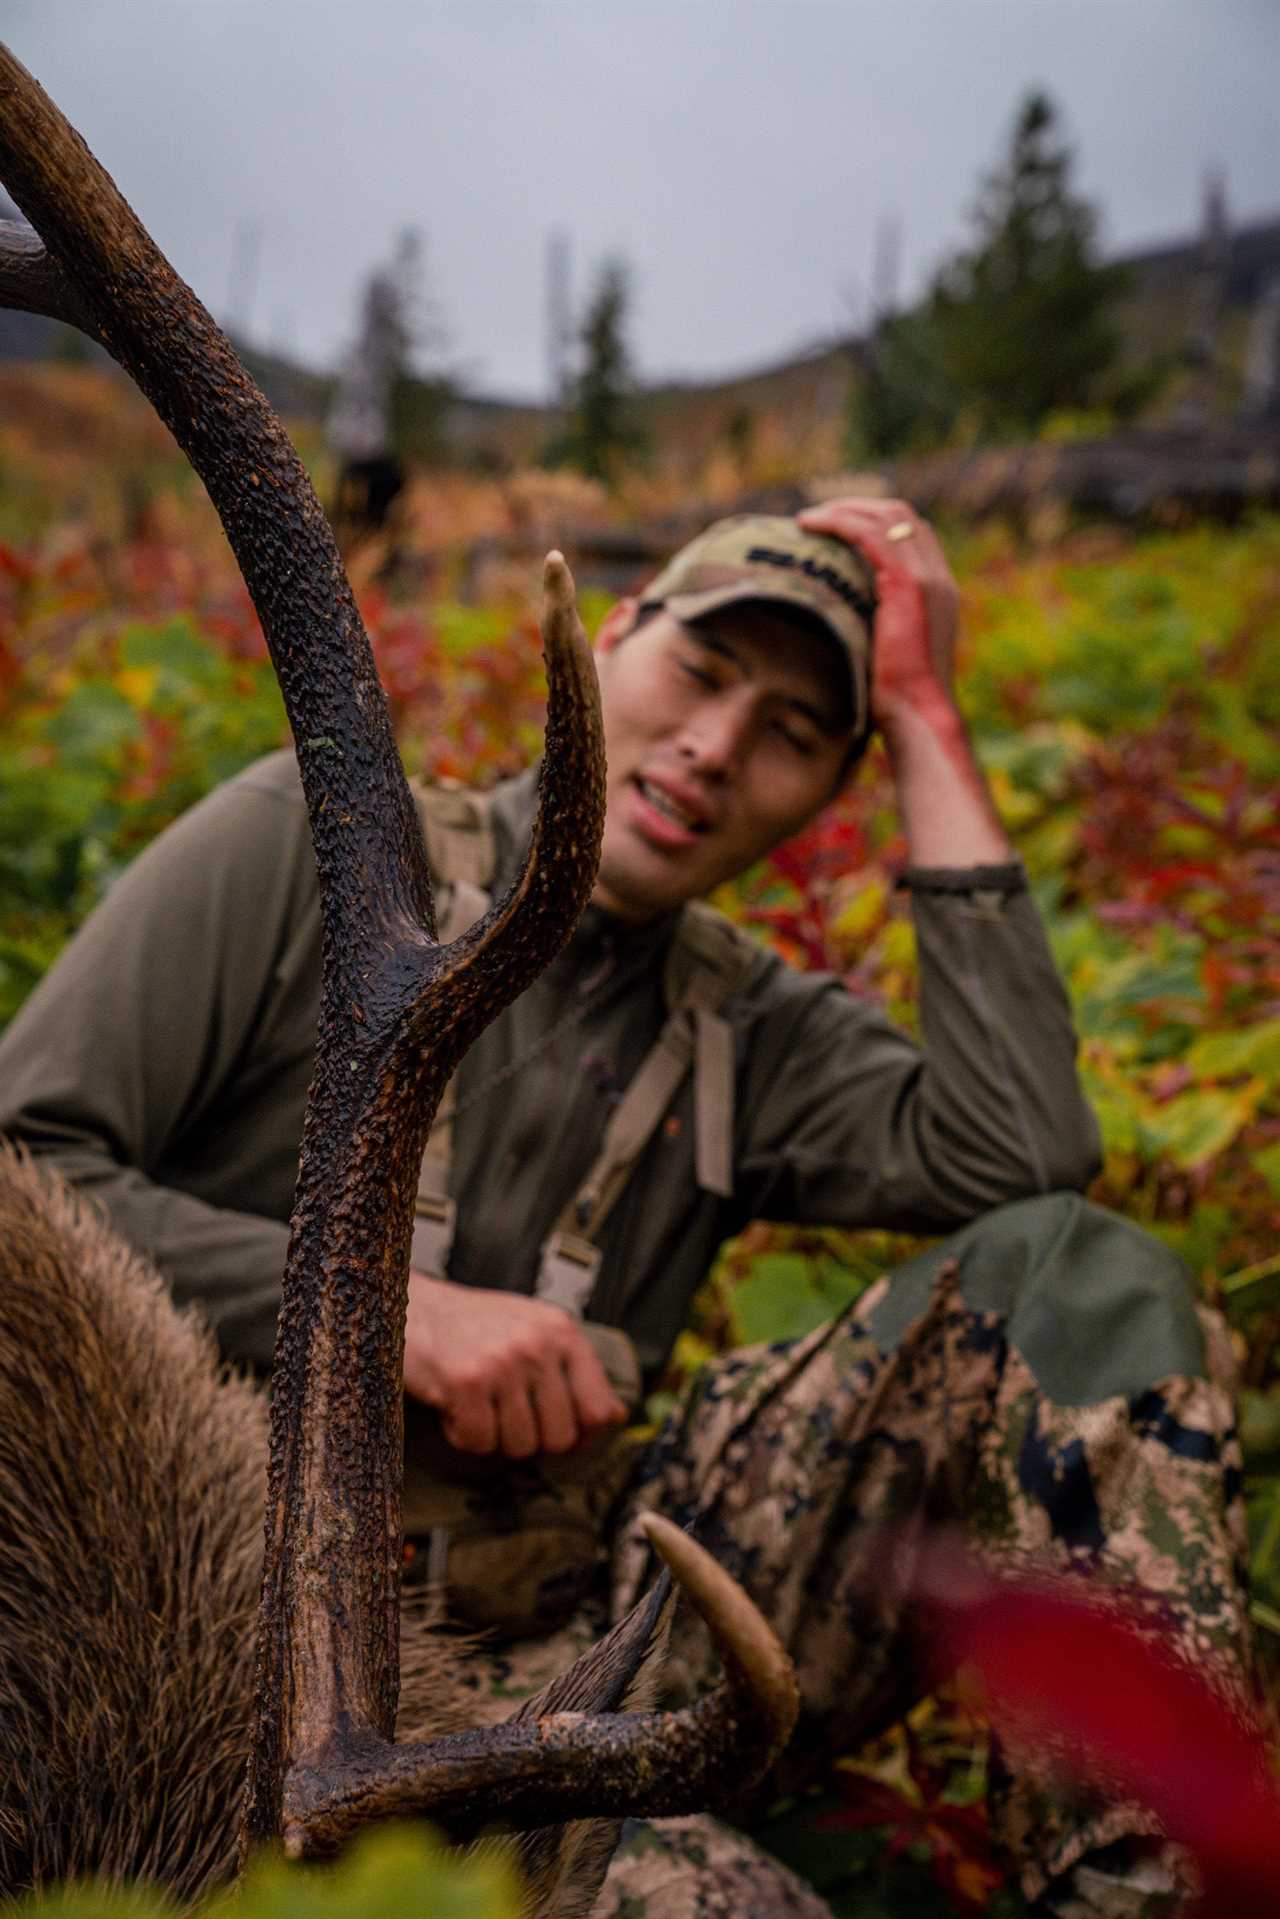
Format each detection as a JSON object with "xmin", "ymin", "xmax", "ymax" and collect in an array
[
  {"xmin": 797, "ymin": 496, "xmax": 1013, "ymax": 868},
  {"xmin": 403, "ymin": 1270, "xmax": 629, "ymax": 1459},
  {"xmin": 797, "ymin": 497, "xmax": 960, "ymax": 732}
]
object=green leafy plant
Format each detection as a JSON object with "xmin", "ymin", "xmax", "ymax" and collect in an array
[
  {"xmin": 11, "ymin": 1826, "xmax": 520, "ymax": 1919},
  {"xmin": 2, "ymin": 419, "xmax": 1278, "ymax": 1914}
]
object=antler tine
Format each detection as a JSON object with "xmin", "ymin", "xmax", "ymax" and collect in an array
[
  {"xmin": 0, "ymin": 216, "xmax": 95, "ymax": 331},
  {"xmin": 516, "ymin": 553, "xmax": 607, "ymax": 969},
  {"xmin": 277, "ymin": 1517, "xmax": 799, "ymax": 1860},
  {"xmin": 414, "ymin": 553, "xmax": 605, "ymax": 1061},
  {"xmin": 637, "ymin": 1514, "xmax": 798, "ymax": 1740}
]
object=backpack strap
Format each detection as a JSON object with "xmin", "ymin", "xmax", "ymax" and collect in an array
[
  {"xmin": 537, "ymin": 900, "xmax": 758, "ymax": 1316},
  {"xmin": 410, "ymin": 783, "xmax": 496, "ymax": 1279},
  {"xmin": 408, "ymin": 776, "xmax": 761, "ymax": 1322},
  {"xmin": 414, "ymin": 779, "xmax": 497, "ymax": 897},
  {"xmin": 666, "ymin": 901, "xmax": 760, "ymax": 1202}
]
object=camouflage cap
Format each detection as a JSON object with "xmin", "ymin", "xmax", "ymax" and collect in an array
[{"xmin": 639, "ymin": 514, "xmax": 876, "ymax": 739}]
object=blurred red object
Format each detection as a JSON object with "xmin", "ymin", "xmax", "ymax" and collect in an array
[{"xmin": 919, "ymin": 1544, "xmax": 1278, "ymax": 1917}]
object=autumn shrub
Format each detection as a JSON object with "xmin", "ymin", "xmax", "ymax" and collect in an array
[{"xmin": 1, "ymin": 467, "xmax": 1277, "ymax": 1914}]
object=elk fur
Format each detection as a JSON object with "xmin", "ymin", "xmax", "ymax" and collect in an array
[{"xmin": 0, "ymin": 1143, "xmax": 654, "ymax": 1912}]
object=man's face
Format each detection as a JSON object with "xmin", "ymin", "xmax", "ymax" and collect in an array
[{"xmin": 590, "ymin": 600, "xmax": 856, "ymax": 921}]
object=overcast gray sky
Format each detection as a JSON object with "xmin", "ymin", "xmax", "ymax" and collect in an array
[{"xmin": 4, "ymin": 1, "xmax": 1278, "ymax": 398}]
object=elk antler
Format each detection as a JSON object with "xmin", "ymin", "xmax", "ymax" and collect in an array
[
  {"xmin": 0, "ymin": 217, "xmax": 93, "ymax": 330},
  {"xmin": 281, "ymin": 1515, "xmax": 798, "ymax": 1858},
  {"xmin": 0, "ymin": 39, "xmax": 605, "ymax": 1851},
  {"xmin": 0, "ymin": 39, "xmax": 798, "ymax": 1864}
]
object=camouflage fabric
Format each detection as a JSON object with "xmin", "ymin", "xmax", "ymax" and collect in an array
[
  {"xmin": 595, "ymin": 1816, "xmax": 832, "ymax": 1917},
  {"xmin": 456, "ymin": 1193, "xmax": 1250, "ymax": 1916}
]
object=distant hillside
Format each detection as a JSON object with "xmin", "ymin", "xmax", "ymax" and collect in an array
[
  {"xmin": 1114, "ymin": 213, "xmax": 1280, "ymax": 397},
  {"xmin": 1124, "ymin": 214, "xmax": 1280, "ymax": 310},
  {"xmin": 4, "ymin": 203, "xmax": 1278, "ymax": 479},
  {"xmin": 443, "ymin": 211, "xmax": 1280, "ymax": 478}
]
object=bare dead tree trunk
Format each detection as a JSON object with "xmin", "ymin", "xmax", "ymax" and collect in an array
[{"xmin": 0, "ymin": 40, "xmax": 797, "ymax": 1865}]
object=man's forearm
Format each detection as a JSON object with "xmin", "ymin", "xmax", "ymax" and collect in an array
[
  {"xmin": 879, "ymin": 689, "xmax": 1013, "ymax": 870},
  {"xmin": 797, "ymin": 498, "xmax": 1012, "ymax": 870}
]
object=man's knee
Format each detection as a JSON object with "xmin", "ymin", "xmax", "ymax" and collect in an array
[
  {"xmin": 1032, "ymin": 1836, "xmax": 1190, "ymax": 1918},
  {"xmin": 598, "ymin": 1816, "xmax": 831, "ymax": 1917},
  {"xmin": 872, "ymin": 1192, "xmax": 1207, "ymax": 1407}
]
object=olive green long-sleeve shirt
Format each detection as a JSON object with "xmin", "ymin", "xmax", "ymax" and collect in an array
[{"xmin": 0, "ymin": 750, "xmax": 1100, "ymax": 1379}]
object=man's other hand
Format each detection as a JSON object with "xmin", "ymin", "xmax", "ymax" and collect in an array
[
  {"xmin": 798, "ymin": 496, "xmax": 1012, "ymax": 868},
  {"xmin": 797, "ymin": 497, "xmax": 959, "ymax": 730},
  {"xmin": 403, "ymin": 1270, "xmax": 629, "ymax": 1458}
]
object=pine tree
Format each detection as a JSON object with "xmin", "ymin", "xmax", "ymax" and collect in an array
[
  {"xmin": 848, "ymin": 92, "xmax": 1137, "ymax": 457},
  {"xmin": 928, "ymin": 92, "xmax": 1129, "ymax": 438},
  {"xmin": 329, "ymin": 228, "xmax": 453, "ymax": 471},
  {"xmin": 547, "ymin": 257, "xmax": 646, "ymax": 482},
  {"xmin": 847, "ymin": 307, "xmax": 959, "ymax": 460},
  {"xmin": 385, "ymin": 228, "xmax": 454, "ymax": 464}
]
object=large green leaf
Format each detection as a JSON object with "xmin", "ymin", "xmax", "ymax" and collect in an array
[
  {"xmin": 10, "ymin": 1887, "xmax": 176, "ymax": 1919},
  {"xmin": 1139, "ymin": 1081, "xmax": 1264, "ymax": 1169},
  {"xmin": 45, "ymin": 680, "xmax": 141, "ymax": 763},
  {"xmin": 216, "ymin": 1827, "xmax": 519, "ymax": 1919},
  {"xmin": 8, "ymin": 1830, "xmax": 520, "ymax": 1919},
  {"xmin": 1187, "ymin": 1021, "xmax": 1280, "ymax": 1083},
  {"xmin": 729, "ymin": 1253, "xmax": 866, "ymax": 1346}
]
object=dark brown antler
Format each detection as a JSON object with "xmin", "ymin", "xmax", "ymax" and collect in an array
[
  {"xmin": 281, "ymin": 1515, "xmax": 798, "ymax": 1859},
  {"xmin": 0, "ymin": 217, "xmax": 93, "ymax": 330},
  {"xmin": 0, "ymin": 38, "xmax": 796, "ymax": 1865},
  {"xmin": 0, "ymin": 38, "xmax": 604, "ymax": 1850}
]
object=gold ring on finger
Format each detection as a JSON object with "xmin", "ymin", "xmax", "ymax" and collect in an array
[{"xmin": 887, "ymin": 521, "xmax": 915, "ymax": 542}]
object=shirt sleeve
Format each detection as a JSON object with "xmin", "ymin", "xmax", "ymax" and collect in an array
[
  {"xmin": 0, "ymin": 754, "xmax": 316, "ymax": 1371},
  {"xmin": 733, "ymin": 886, "xmax": 1101, "ymax": 1232}
]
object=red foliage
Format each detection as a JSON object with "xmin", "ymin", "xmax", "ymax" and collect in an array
[{"xmin": 820, "ymin": 1720, "xmax": 1004, "ymax": 1913}]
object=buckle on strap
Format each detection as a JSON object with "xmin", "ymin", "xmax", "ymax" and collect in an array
[
  {"xmin": 411, "ymin": 1193, "xmax": 457, "ymax": 1278},
  {"xmin": 536, "ymin": 1230, "xmax": 602, "ymax": 1317}
]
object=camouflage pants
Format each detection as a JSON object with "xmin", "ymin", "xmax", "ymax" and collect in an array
[{"xmin": 462, "ymin": 1193, "xmax": 1251, "ymax": 1918}]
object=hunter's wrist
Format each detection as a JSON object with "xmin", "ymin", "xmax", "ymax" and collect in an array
[{"xmin": 873, "ymin": 682, "xmax": 965, "ymax": 743}]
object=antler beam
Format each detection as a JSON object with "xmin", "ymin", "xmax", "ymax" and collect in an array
[
  {"xmin": 0, "ymin": 39, "xmax": 605, "ymax": 1854},
  {"xmin": 0, "ymin": 40, "xmax": 803, "ymax": 1877}
]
